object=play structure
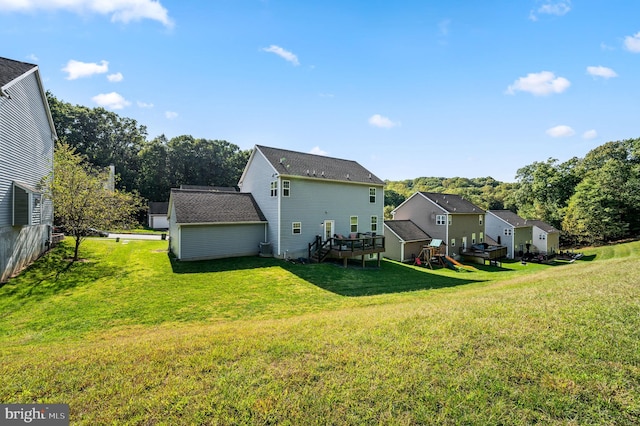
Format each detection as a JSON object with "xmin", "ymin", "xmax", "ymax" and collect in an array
[{"xmin": 413, "ymin": 242, "xmax": 476, "ymax": 271}]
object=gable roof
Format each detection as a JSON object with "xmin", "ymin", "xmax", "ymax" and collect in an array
[
  {"xmin": 148, "ymin": 202, "xmax": 169, "ymax": 215},
  {"xmin": 0, "ymin": 57, "xmax": 37, "ymax": 89},
  {"xmin": 419, "ymin": 192, "xmax": 485, "ymax": 214},
  {"xmin": 169, "ymin": 189, "xmax": 266, "ymax": 224},
  {"xmin": 252, "ymin": 145, "xmax": 384, "ymax": 185},
  {"xmin": 180, "ymin": 185, "xmax": 237, "ymax": 192},
  {"xmin": 528, "ymin": 220, "xmax": 560, "ymax": 234},
  {"xmin": 384, "ymin": 220, "xmax": 431, "ymax": 242},
  {"xmin": 488, "ymin": 210, "xmax": 530, "ymax": 228}
]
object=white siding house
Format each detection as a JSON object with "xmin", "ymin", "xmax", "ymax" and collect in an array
[
  {"xmin": 0, "ymin": 57, "xmax": 56, "ymax": 282},
  {"xmin": 485, "ymin": 210, "xmax": 533, "ymax": 259},
  {"xmin": 530, "ymin": 220, "xmax": 560, "ymax": 255}
]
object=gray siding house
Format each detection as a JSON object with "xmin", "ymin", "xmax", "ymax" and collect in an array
[
  {"xmin": 238, "ymin": 145, "xmax": 385, "ymax": 259},
  {"xmin": 0, "ymin": 57, "xmax": 56, "ymax": 282},
  {"xmin": 168, "ymin": 189, "xmax": 267, "ymax": 261},
  {"xmin": 391, "ymin": 192, "xmax": 485, "ymax": 257},
  {"xmin": 383, "ymin": 220, "xmax": 431, "ymax": 263},
  {"xmin": 485, "ymin": 210, "xmax": 533, "ymax": 259}
]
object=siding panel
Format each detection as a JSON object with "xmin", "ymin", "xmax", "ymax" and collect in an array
[{"xmin": 180, "ymin": 224, "xmax": 265, "ymax": 260}]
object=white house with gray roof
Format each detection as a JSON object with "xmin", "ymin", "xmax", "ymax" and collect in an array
[
  {"xmin": 168, "ymin": 189, "xmax": 267, "ymax": 260},
  {"xmin": 391, "ymin": 192, "xmax": 485, "ymax": 257},
  {"xmin": 485, "ymin": 210, "xmax": 533, "ymax": 259},
  {"xmin": 238, "ymin": 145, "xmax": 385, "ymax": 260},
  {"xmin": 529, "ymin": 220, "xmax": 560, "ymax": 255},
  {"xmin": 1, "ymin": 57, "xmax": 56, "ymax": 282}
]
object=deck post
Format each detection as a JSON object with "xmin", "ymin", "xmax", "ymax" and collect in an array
[
  {"xmin": 377, "ymin": 252, "xmax": 381, "ymax": 267},
  {"xmin": 343, "ymin": 257, "xmax": 348, "ymax": 268}
]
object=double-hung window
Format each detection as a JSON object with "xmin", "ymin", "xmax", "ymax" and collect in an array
[
  {"xmin": 436, "ymin": 215, "xmax": 446, "ymax": 225},
  {"xmin": 270, "ymin": 181, "xmax": 277, "ymax": 197},
  {"xmin": 292, "ymin": 222, "xmax": 302, "ymax": 235},
  {"xmin": 282, "ymin": 180, "xmax": 290, "ymax": 197},
  {"xmin": 350, "ymin": 216, "xmax": 358, "ymax": 233},
  {"xmin": 369, "ymin": 188, "xmax": 376, "ymax": 203},
  {"xmin": 371, "ymin": 216, "xmax": 378, "ymax": 232}
]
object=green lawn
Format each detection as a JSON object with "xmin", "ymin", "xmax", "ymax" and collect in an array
[{"xmin": 1, "ymin": 239, "xmax": 639, "ymax": 424}]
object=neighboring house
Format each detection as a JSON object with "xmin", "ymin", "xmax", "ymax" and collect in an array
[
  {"xmin": 529, "ymin": 220, "xmax": 560, "ymax": 255},
  {"xmin": 148, "ymin": 202, "xmax": 169, "ymax": 229},
  {"xmin": 383, "ymin": 220, "xmax": 431, "ymax": 263},
  {"xmin": 167, "ymin": 189, "xmax": 267, "ymax": 261},
  {"xmin": 391, "ymin": 192, "xmax": 485, "ymax": 256},
  {"xmin": 0, "ymin": 57, "xmax": 57, "ymax": 282},
  {"xmin": 238, "ymin": 145, "xmax": 385, "ymax": 259},
  {"xmin": 485, "ymin": 210, "xmax": 533, "ymax": 259}
]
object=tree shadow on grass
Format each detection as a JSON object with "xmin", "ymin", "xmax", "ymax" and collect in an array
[{"xmin": 0, "ymin": 243, "xmax": 124, "ymax": 301}]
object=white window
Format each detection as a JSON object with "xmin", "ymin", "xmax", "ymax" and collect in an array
[
  {"xmin": 479, "ymin": 215, "xmax": 483, "ymax": 226},
  {"xmin": 436, "ymin": 215, "xmax": 446, "ymax": 225},
  {"xmin": 451, "ymin": 238, "xmax": 456, "ymax": 247},
  {"xmin": 504, "ymin": 228, "xmax": 512, "ymax": 236},
  {"xmin": 480, "ymin": 232, "xmax": 484, "ymax": 243},
  {"xmin": 369, "ymin": 187, "xmax": 376, "ymax": 203},
  {"xmin": 292, "ymin": 222, "xmax": 302, "ymax": 235},
  {"xmin": 350, "ymin": 216, "xmax": 358, "ymax": 233},
  {"xmin": 472, "ymin": 233, "xmax": 476, "ymax": 245},
  {"xmin": 539, "ymin": 234, "xmax": 546, "ymax": 240},
  {"xmin": 371, "ymin": 216, "xmax": 378, "ymax": 232},
  {"xmin": 448, "ymin": 216, "xmax": 452, "ymax": 226},
  {"xmin": 270, "ymin": 181, "xmax": 277, "ymax": 197},
  {"xmin": 282, "ymin": 180, "xmax": 290, "ymax": 197}
]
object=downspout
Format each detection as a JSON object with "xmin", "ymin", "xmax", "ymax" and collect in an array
[{"xmin": 277, "ymin": 176, "xmax": 281, "ymax": 257}]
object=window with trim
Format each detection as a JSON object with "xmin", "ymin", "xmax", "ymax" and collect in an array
[
  {"xmin": 371, "ymin": 216, "xmax": 378, "ymax": 232},
  {"xmin": 436, "ymin": 215, "xmax": 446, "ymax": 225},
  {"xmin": 472, "ymin": 233, "xmax": 476, "ymax": 245},
  {"xmin": 451, "ymin": 238, "xmax": 456, "ymax": 247},
  {"xmin": 369, "ymin": 187, "xmax": 376, "ymax": 203},
  {"xmin": 292, "ymin": 222, "xmax": 302, "ymax": 235},
  {"xmin": 448, "ymin": 216, "xmax": 452, "ymax": 226},
  {"xmin": 282, "ymin": 180, "xmax": 290, "ymax": 197},
  {"xmin": 539, "ymin": 234, "xmax": 546, "ymax": 240},
  {"xmin": 270, "ymin": 181, "xmax": 277, "ymax": 197},
  {"xmin": 350, "ymin": 216, "xmax": 358, "ymax": 233},
  {"xmin": 13, "ymin": 182, "xmax": 42, "ymax": 226},
  {"xmin": 480, "ymin": 232, "xmax": 484, "ymax": 243},
  {"xmin": 504, "ymin": 228, "xmax": 512, "ymax": 236},
  {"xmin": 479, "ymin": 215, "xmax": 483, "ymax": 226}
]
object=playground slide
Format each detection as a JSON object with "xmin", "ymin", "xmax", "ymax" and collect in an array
[
  {"xmin": 444, "ymin": 255, "xmax": 463, "ymax": 267},
  {"xmin": 444, "ymin": 256, "xmax": 477, "ymax": 271},
  {"xmin": 442, "ymin": 256, "xmax": 457, "ymax": 270}
]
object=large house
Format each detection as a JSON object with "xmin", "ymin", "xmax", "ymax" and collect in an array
[
  {"xmin": 0, "ymin": 57, "xmax": 57, "ymax": 282},
  {"xmin": 529, "ymin": 220, "xmax": 560, "ymax": 255},
  {"xmin": 168, "ymin": 145, "xmax": 385, "ymax": 262},
  {"xmin": 391, "ymin": 192, "xmax": 485, "ymax": 256},
  {"xmin": 485, "ymin": 210, "xmax": 533, "ymax": 259}
]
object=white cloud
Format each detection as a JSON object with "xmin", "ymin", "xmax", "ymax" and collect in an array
[
  {"xmin": 438, "ymin": 19, "xmax": 451, "ymax": 36},
  {"xmin": 624, "ymin": 32, "xmax": 640, "ymax": 53},
  {"xmin": 92, "ymin": 92, "xmax": 130, "ymax": 109},
  {"xmin": 0, "ymin": 0, "xmax": 174, "ymax": 28},
  {"xmin": 582, "ymin": 129, "xmax": 598, "ymax": 139},
  {"xmin": 319, "ymin": 93, "xmax": 335, "ymax": 98},
  {"xmin": 107, "ymin": 72, "xmax": 123, "ymax": 82},
  {"xmin": 62, "ymin": 59, "xmax": 108, "ymax": 80},
  {"xmin": 529, "ymin": 1, "xmax": 571, "ymax": 21},
  {"xmin": 310, "ymin": 146, "xmax": 328, "ymax": 156},
  {"xmin": 506, "ymin": 71, "xmax": 570, "ymax": 96},
  {"xmin": 165, "ymin": 111, "xmax": 178, "ymax": 119},
  {"xmin": 368, "ymin": 114, "xmax": 400, "ymax": 129},
  {"xmin": 586, "ymin": 66, "xmax": 617, "ymax": 79},
  {"xmin": 26, "ymin": 53, "xmax": 38, "ymax": 62},
  {"xmin": 262, "ymin": 45, "xmax": 300, "ymax": 66},
  {"xmin": 137, "ymin": 101, "xmax": 154, "ymax": 108},
  {"xmin": 546, "ymin": 125, "xmax": 575, "ymax": 138}
]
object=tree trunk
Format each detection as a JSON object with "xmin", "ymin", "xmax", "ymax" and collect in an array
[{"xmin": 73, "ymin": 236, "xmax": 81, "ymax": 261}]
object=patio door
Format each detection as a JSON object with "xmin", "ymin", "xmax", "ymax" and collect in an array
[{"xmin": 323, "ymin": 220, "xmax": 335, "ymax": 242}]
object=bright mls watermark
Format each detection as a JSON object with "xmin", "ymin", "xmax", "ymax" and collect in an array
[{"xmin": 1, "ymin": 404, "xmax": 68, "ymax": 425}]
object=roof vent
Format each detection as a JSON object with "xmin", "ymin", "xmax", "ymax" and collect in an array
[
  {"xmin": 313, "ymin": 170, "xmax": 316, "ymax": 176},
  {"xmin": 346, "ymin": 173, "xmax": 350, "ymax": 180},
  {"xmin": 279, "ymin": 157, "xmax": 286, "ymax": 164},
  {"xmin": 321, "ymin": 171, "xmax": 325, "ymax": 177},
  {"xmin": 368, "ymin": 173, "xmax": 372, "ymax": 179},
  {"xmin": 306, "ymin": 169, "xmax": 310, "ymax": 175}
]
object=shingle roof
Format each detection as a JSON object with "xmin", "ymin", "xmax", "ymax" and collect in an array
[
  {"xmin": 179, "ymin": 185, "xmax": 237, "ymax": 192},
  {"xmin": 528, "ymin": 220, "xmax": 560, "ymax": 233},
  {"xmin": 148, "ymin": 202, "xmax": 169, "ymax": 215},
  {"xmin": 488, "ymin": 210, "xmax": 530, "ymax": 227},
  {"xmin": 420, "ymin": 192, "xmax": 485, "ymax": 214},
  {"xmin": 0, "ymin": 57, "xmax": 36, "ymax": 88},
  {"xmin": 170, "ymin": 189, "xmax": 266, "ymax": 224},
  {"xmin": 256, "ymin": 145, "xmax": 384, "ymax": 185},
  {"xmin": 384, "ymin": 220, "xmax": 431, "ymax": 242}
]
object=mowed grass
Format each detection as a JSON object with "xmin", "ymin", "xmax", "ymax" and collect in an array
[{"xmin": 1, "ymin": 239, "xmax": 639, "ymax": 424}]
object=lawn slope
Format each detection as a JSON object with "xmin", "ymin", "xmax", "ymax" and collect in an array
[{"xmin": 1, "ymin": 239, "xmax": 639, "ymax": 424}]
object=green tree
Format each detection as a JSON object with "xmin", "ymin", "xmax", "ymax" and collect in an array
[
  {"xmin": 137, "ymin": 135, "xmax": 171, "ymax": 202},
  {"xmin": 46, "ymin": 142, "xmax": 144, "ymax": 261}
]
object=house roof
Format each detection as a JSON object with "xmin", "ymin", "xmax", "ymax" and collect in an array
[
  {"xmin": 0, "ymin": 57, "xmax": 36, "ymax": 88},
  {"xmin": 528, "ymin": 220, "xmax": 560, "ymax": 234},
  {"xmin": 419, "ymin": 192, "xmax": 485, "ymax": 214},
  {"xmin": 254, "ymin": 145, "xmax": 385, "ymax": 185},
  {"xmin": 488, "ymin": 210, "xmax": 530, "ymax": 228},
  {"xmin": 180, "ymin": 185, "xmax": 237, "ymax": 192},
  {"xmin": 170, "ymin": 189, "xmax": 267, "ymax": 224},
  {"xmin": 384, "ymin": 220, "xmax": 431, "ymax": 242},
  {"xmin": 148, "ymin": 202, "xmax": 169, "ymax": 215}
]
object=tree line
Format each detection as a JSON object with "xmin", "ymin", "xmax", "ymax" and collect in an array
[{"xmin": 48, "ymin": 92, "xmax": 639, "ymax": 246}]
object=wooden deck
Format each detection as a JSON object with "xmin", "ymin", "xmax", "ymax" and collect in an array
[
  {"xmin": 309, "ymin": 234, "xmax": 385, "ymax": 267},
  {"xmin": 461, "ymin": 243, "xmax": 508, "ymax": 266}
]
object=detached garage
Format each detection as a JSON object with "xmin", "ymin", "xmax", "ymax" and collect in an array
[{"xmin": 168, "ymin": 189, "xmax": 267, "ymax": 261}]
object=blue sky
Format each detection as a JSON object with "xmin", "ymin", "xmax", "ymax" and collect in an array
[{"xmin": 2, "ymin": 1, "xmax": 639, "ymax": 182}]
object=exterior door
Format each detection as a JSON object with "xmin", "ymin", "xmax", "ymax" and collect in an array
[
  {"xmin": 462, "ymin": 236, "xmax": 467, "ymax": 251},
  {"xmin": 323, "ymin": 220, "xmax": 334, "ymax": 241}
]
